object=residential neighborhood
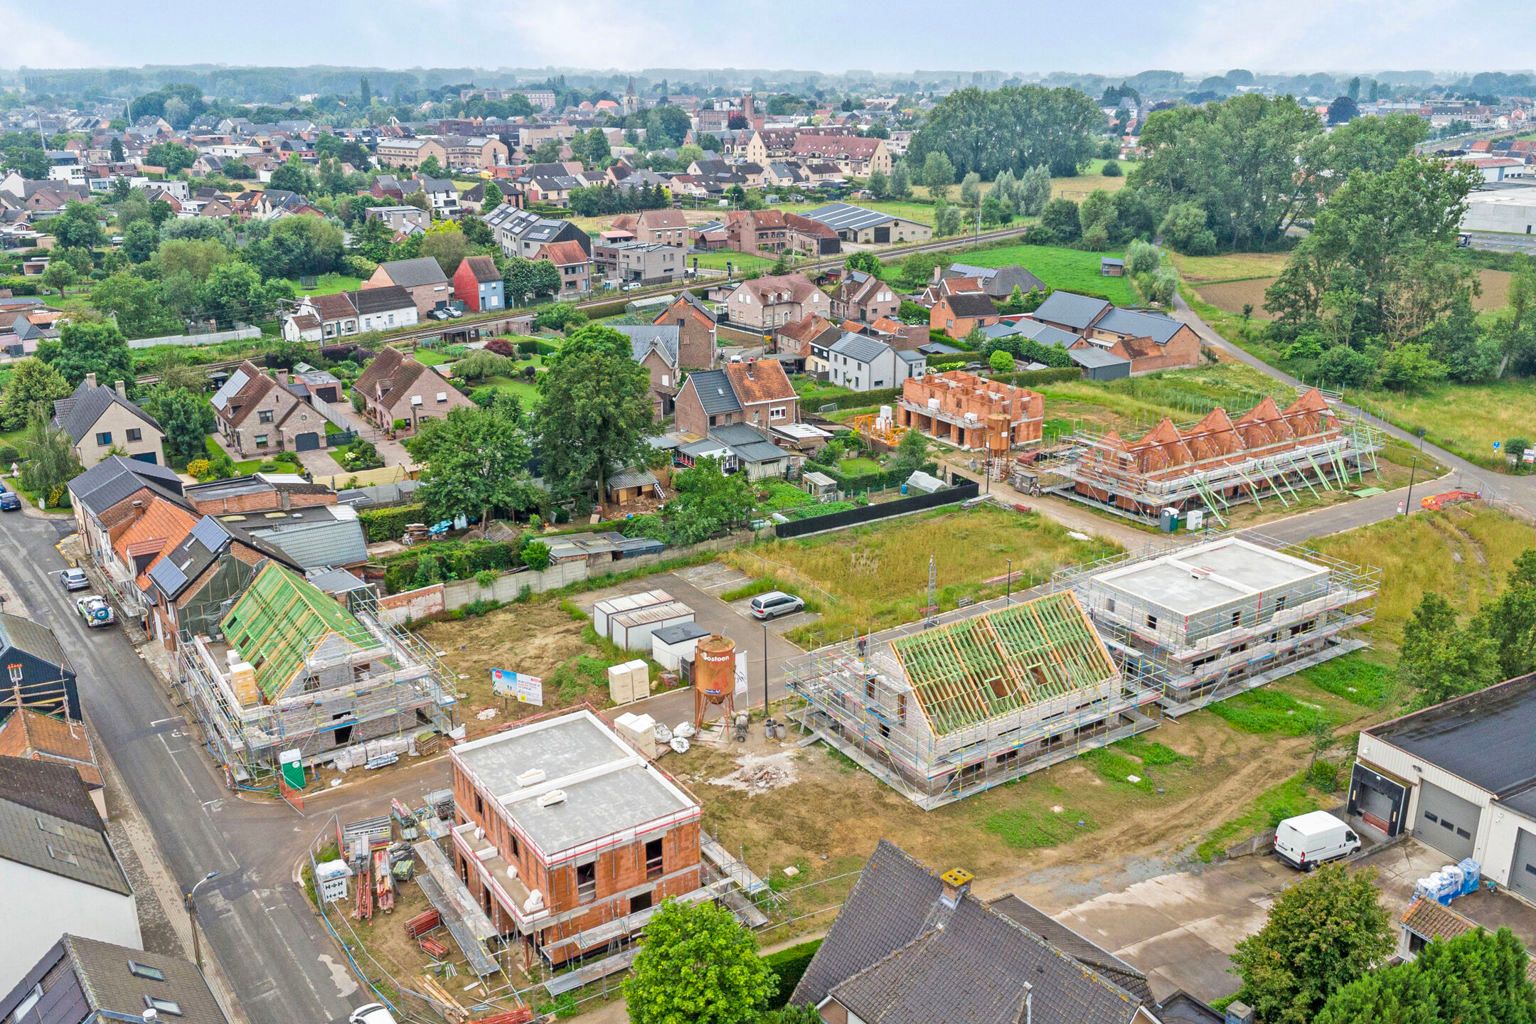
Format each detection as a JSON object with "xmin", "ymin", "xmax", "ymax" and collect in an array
[{"xmin": 3, "ymin": 20, "xmax": 1536, "ymax": 1024}]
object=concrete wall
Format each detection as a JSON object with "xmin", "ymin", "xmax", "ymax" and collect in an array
[
  {"xmin": 0, "ymin": 859, "xmax": 141, "ymax": 992},
  {"xmin": 127, "ymin": 326, "xmax": 261, "ymax": 350}
]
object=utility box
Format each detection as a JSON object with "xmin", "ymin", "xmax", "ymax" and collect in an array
[
  {"xmin": 314, "ymin": 859, "xmax": 352, "ymax": 902},
  {"xmin": 652, "ymin": 621, "xmax": 711, "ymax": 672},
  {"xmin": 1225, "ymin": 1002, "xmax": 1255, "ymax": 1024},
  {"xmin": 1186, "ymin": 509, "xmax": 1205, "ymax": 532}
]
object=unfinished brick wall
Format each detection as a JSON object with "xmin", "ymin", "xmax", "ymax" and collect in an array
[{"xmin": 897, "ymin": 371, "xmax": 1043, "ymax": 450}]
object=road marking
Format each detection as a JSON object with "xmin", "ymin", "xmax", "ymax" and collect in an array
[{"xmin": 149, "ymin": 716, "xmax": 180, "ymax": 726}]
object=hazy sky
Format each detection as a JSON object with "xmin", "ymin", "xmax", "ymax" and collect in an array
[{"xmin": 2, "ymin": 0, "xmax": 1531, "ymax": 75}]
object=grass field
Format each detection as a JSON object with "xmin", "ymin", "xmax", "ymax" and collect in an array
[
  {"xmin": 1168, "ymin": 251, "xmax": 1291, "ymax": 284},
  {"xmin": 723, "ymin": 504, "xmax": 1118, "ymax": 647},
  {"xmin": 925, "ymin": 243, "xmax": 1141, "ymax": 304},
  {"xmin": 1308, "ymin": 505, "xmax": 1536, "ymax": 654},
  {"xmin": 1035, "ymin": 363, "xmax": 1294, "ymax": 436},
  {"xmin": 691, "ymin": 249, "xmax": 777, "ymax": 273},
  {"xmin": 1348, "ymin": 380, "xmax": 1536, "ymax": 471},
  {"xmin": 285, "ymin": 272, "xmax": 364, "ymax": 296}
]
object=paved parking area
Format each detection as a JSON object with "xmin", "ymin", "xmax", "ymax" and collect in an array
[{"xmin": 1040, "ymin": 839, "xmax": 1450, "ymax": 1004}]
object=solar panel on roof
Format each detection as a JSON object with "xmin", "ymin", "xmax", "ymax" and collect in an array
[
  {"xmin": 149, "ymin": 558, "xmax": 188, "ymax": 596},
  {"xmin": 190, "ymin": 516, "xmax": 229, "ymax": 552}
]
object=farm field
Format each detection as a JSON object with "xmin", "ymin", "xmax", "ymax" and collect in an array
[
  {"xmin": 1192, "ymin": 266, "xmax": 1512, "ymax": 321},
  {"xmin": 1034, "ymin": 363, "xmax": 1295, "ymax": 436},
  {"xmin": 722, "ymin": 504, "xmax": 1118, "ymax": 648},
  {"xmin": 1348, "ymin": 379, "xmax": 1536, "ymax": 471},
  {"xmin": 920, "ymin": 243, "xmax": 1141, "ymax": 304}
]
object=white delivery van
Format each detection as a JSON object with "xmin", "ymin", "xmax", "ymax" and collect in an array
[{"xmin": 1274, "ymin": 810, "xmax": 1360, "ymax": 870}]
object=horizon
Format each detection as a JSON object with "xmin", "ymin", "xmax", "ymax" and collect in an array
[{"xmin": 2, "ymin": 0, "xmax": 1533, "ymax": 77}]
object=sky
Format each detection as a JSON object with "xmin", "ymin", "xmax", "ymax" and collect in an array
[{"xmin": 2, "ymin": 0, "xmax": 1532, "ymax": 76}]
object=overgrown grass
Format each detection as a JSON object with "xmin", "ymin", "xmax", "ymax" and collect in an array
[
  {"xmin": 1167, "ymin": 251, "xmax": 1291, "ymax": 283},
  {"xmin": 1348, "ymin": 380, "xmax": 1536, "ymax": 473},
  {"xmin": 1196, "ymin": 771, "xmax": 1322, "ymax": 862},
  {"xmin": 284, "ymin": 271, "xmax": 365, "ymax": 296},
  {"xmin": 982, "ymin": 804, "xmax": 1100, "ymax": 850},
  {"xmin": 1299, "ymin": 655, "xmax": 1397, "ymax": 708},
  {"xmin": 899, "ymin": 243, "xmax": 1139, "ymax": 305},
  {"xmin": 1116, "ymin": 735, "xmax": 1189, "ymax": 766},
  {"xmin": 1080, "ymin": 748, "xmax": 1156, "ymax": 792},
  {"xmin": 1207, "ymin": 688, "xmax": 1342, "ymax": 736},
  {"xmin": 1036, "ymin": 363, "xmax": 1293, "ymax": 437}
]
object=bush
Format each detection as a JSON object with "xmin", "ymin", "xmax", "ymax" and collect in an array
[
  {"xmin": 1100, "ymin": 159, "xmax": 1123, "ymax": 177},
  {"xmin": 186, "ymin": 458, "xmax": 211, "ymax": 478},
  {"xmin": 359, "ymin": 502, "xmax": 425, "ymax": 543},
  {"xmin": 521, "ymin": 538, "xmax": 552, "ymax": 571},
  {"xmin": 0, "ymin": 445, "xmax": 18, "ymax": 464},
  {"xmin": 762, "ymin": 940, "xmax": 824, "ymax": 1009},
  {"xmin": 484, "ymin": 338, "xmax": 517, "ymax": 357}
]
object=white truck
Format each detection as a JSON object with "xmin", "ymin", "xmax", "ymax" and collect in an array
[{"xmin": 1274, "ymin": 810, "xmax": 1360, "ymax": 870}]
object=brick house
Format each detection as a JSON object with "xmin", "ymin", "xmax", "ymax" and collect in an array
[
  {"xmin": 449, "ymin": 709, "xmax": 705, "ymax": 968},
  {"xmin": 674, "ymin": 359, "xmax": 799, "ymax": 436},
  {"xmin": 353, "ymin": 346, "xmax": 474, "ymax": 434},
  {"xmin": 374, "ymin": 137, "xmax": 449, "ymax": 170},
  {"xmin": 789, "ymin": 134, "xmax": 893, "ymax": 177},
  {"xmin": 651, "ymin": 291, "xmax": 717, "ymax": 369},
  {"xmin": 720, "ymin": 273, "xmax": 830, "ymax": 330},
  {"xmin": 723, "ymin": 209, "xmax": 789, "ymax": 252},
  {"xmin": 831, "ymin": 270, "xmax": 900, "ymax": 323},
  {"xmin": 930, "ymin": 292, "xmax": 1000, "ymax": 340},
  {"xmin": 536, "ymin": 240, "xmax": 592, "ymax": 296},
  {"xmin": 209, "ymin": 361, "xmax": 310, "ymax": 456},
  {"xmin": 615, "ymin": 325, "xmax": 686, "ymax": 416},
  {"xmin": 452, "ymin": 254, "xmax": 506, "ymax": 311},
  {"xmin": 364, "ymin": 257, "xmax": 452, "ymax": 316},
  {"xmin": 609, "ymin": 209, "xmax": 690, "ymax": 246},
  {"xmin": 1029, "ymin": 292, "xmax": 1203, "ymax": 375}
]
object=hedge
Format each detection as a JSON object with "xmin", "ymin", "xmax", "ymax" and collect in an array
[
  {"xmin": 381, "ymin": 538, "xmax": 522, "ymax": 593},
  {"xmin": 359, "ymin": 503, "xmax": 425, "ymax": 543},
  {"xmin": 925, "ymin": 351, "xmax": 974, "ymax": 369},
  {"xmin": 815, "ymin": 386, "xmax": 904, "ymax": 411},
  {"xmin": 995, "ymin": 366, "xmax": 1081, "ymax": 387},
  {"xmin": 819, "ymin": 460, "xmax": 939, "ymax": 493},
  {"xmin": 763, "ymin": 939, "xmax": 823, "ymax": 1009},
  {"xmin": 0, "ymin": 276, "xmax": 40, "ymax": 296}
]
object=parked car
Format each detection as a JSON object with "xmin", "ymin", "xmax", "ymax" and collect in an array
[
  {"xmin": 76, "ymin": 594, "xmax": 116, "ymax": 628},
  {"xmin": 348, "ymin": 1004, "xmax": 397, "ymax": 1024},
  {"xmin": 445, "ymin": 307, "xmax": 463, "ymax": 319},
  {"xmin": 60, "ymin": 568, "xmax": 90, "ymax": 591},
  {"xmin": 1274, "ymin": 810, "xmax": 1360, "ymax": 871},
  {"xmin": 749, "ymin": 591, "xmax": 805, "ymax": 620},
  {"xmin": 428, "ymin": 308, "xmax": 450, "ymax": 321},
  {"xmin": 0, "ymin": 485, "xmax": 19, "ymax": 511}
]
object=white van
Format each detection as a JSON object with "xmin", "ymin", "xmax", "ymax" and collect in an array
[{"xmin": 1274, "ymin": 810, "xmax": 1360, "ymax": 870}]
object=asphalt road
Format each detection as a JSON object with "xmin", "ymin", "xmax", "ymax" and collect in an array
[
  {"xmin": 0, "ymin": 511, "xmax": 362, "ymax": 1024},
  {"xmin": 1464, "ymin": 230, "xmax": 1536, "ymax": 255}
]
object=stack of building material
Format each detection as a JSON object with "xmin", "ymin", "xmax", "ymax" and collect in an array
[
  {"xmin": 613, "ymin": 711, "xmax": 661, "ymax": 758},
  {"xmin": 607, "ymin": 659, "xmax": 651, "ymax": 703}
]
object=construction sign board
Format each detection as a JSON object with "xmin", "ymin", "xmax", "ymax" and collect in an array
[{"xmin": 492, "ymin": 668, "xmax": 544, "ymax": 705}]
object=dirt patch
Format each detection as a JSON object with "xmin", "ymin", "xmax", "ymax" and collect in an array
[
  {"xmin": 1197, "ymin": 278, "xmax": 1278, "ymax": 319},
  {"xmin": 709, "ymin": 751, "xmax": 800, "ymax": 794},
  {"xmin": 1477, "ymin": 268, "xmax": 1513, "ymax": 312}
]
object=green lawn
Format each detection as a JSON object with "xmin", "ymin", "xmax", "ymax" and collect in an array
[
  {"xmin": 413, "ymin": 348, "xmax": 450, "ymax": 366},
  {"xmin": 907, "ymin": 243, "xmax": 1140, "ymax": 305},
  {"xmin": 837, "ymin": 457, "xmax": 883, "ymax": 476},
  {"xmin": 691, "ymin": 249, "xmax": 777, "ymax": 273},
  {"xmin": 285, "ymin": 272, "xmax": 365, "ymax": 296},
  {"xmin": 485, "ymin": 375, "xmax": 541, "ymax": 405}
]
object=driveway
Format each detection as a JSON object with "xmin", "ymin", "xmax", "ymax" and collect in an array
[
  {"xmin": 330, "ymin": 405, "xmax": 413, "ymax": 468},
  {"xmin": 294, "ymin": 447, "xmax": 344, "ymax": 476}
]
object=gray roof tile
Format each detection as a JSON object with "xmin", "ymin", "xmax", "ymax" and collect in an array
[{"xmin": 1032, "ymin": 291, "xmax": 1112, "ymax": 331}]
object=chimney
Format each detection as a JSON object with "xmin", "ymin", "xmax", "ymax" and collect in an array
[
  {"xmin": 275, "ymin": 369, "xmax": 290, "ymax": 386},
  {"xmin": 114, "ymin": 379, "xmax": 126, "ymax": 399},
  {"xmin": 85, "ymin": 372, "xmax": 97, "ymax": 390},
  {"xmin": 939, "ymin": 867, "xmax": 973, "ymax": 909},
  {"xmin": 746, "ymin": 360, "xmax": 755, "ymax": 380},
  {"xmin": 131, "ymin": 498, "xmax": 146, "ymax": 518}
]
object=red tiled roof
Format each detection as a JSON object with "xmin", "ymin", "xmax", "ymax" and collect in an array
[
  {"xmin": 724, "ymin": 359, "xmax": 796, "ymax": 405},
  {"xmin": 538, "ymin": 240, "xmax": 589, "ymax": 267},
  {"xmin": 0, "ymin": 709, "xmax": 103, "ymax": 789}
]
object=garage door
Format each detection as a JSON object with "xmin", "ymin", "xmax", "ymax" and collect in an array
[
  {"xmin": 1413, "ymin": 781, "xmax": 1480, "ymax": 861},
  {"xmin": 294, "ymin": 432, "xmax": 320, "ymax": 452},
  {"xmin": 1510, "ymin": 830, "xmax": 1536, "ymax": 902}
]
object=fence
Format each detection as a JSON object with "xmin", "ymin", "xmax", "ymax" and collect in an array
[
  {"xmin": 127, "ymin": 326, "xmax": 262, "ymax": 350},
  {"xmin": 773, "ymin": 480, "xmax": 980, "ymax": 539}
]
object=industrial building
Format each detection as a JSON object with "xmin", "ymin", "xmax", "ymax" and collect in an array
[
  {"xmin": 1043, "ymin": 389, "xmax": 1382, "ymax": 525},
  {"xmin": 786, "ymin": 591, "xmax": 1160, "ymax": 809},
  {"xmin": 177, "ymin": 561, "xmax": 456, "ymax": 780},
  {"xmin": 448, "ymin": 709, "xmax": 709, "ymax": 968},
  {"xmin": 1056, "ymin": 535, "xmax": 1378, "ymax": 714},
  {"xmin": 895, "ymin": 370, "xmax": 1043, "ymax": 451},
  {"xmin": 1351, "ymin": 674, "xmax": 1536, "ymax": 902}
]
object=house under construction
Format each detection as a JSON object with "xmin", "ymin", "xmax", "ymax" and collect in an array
[
  {"xmin": 1041, "ymin": 388, "xmax": 1382, "ymax": 525},
  {"xmin": 786, "ymin": 590, "xmax": 1160, "ymax": 809},
  {"xmin": 177, "ymin": 561, "xmax": 456, "ymax": 781},
  {"xmin": 1054, "ymin": 535, "xmax": 1379, "ymax": 714}
]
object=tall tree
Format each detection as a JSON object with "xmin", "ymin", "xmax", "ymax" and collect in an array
[
  {"xmin": 18, "ymin": 410, "xmax": 82, "ymax": 508},
  {"xmin": 0, "ymin": 358, "xmax": 72, "ymax": 432},
  {"xmin": 482, "ymin": 181, "xmax": 503, "ymax": 210},
  {"xmin": 37, "ymin": 319, "xmax": 134, "ymax": 388},
  {"xmin": 141, "ymin": 386, "xmax": 215, "ymax": 466},
  {"xmin": 51, "ymin": 201, "xmax": 105, "ymax": 250},
  {"xmin": 1231, "ymin": 864, "xmax": 1394, "ymax": 1024},
  {"xmin": 411, "ymin": 404, "xmax": 538, "ymax": 526},
  {"xmin": 1490, "ymin": 257, "xmax": 1536, "ymax": 379},
  {"xmin": 906, "ymin": 85, "xmax": 1103, "ymax": 178},
  {"xmin": 661, "ymin": 458, "xmax": 756, "ymax": 544},
  {"xmin": 420, "ymin": 222, "xmax": 470, "ymax": 276},
  {"xmin": 40, "ymin": 260, "xmax": 76, "ymax": 299},
  {"xmin": 109, "ymin": 137, "xmax": 125, "ymax": 163},
  {"xmin": 146, "ymin": 142, "xmax": 197, "ymax": 173},
  {"xmin": 88, "ymin": 273, "xmax": 180, "ymax": 339},
  {"xmin": 1017, "ymin": 164, "xmax": 1053, "ymax": 216},
  {"xmin": 625, "ymin": 900, "xmax": 776, "ymax": 1024},
  {"xmin": 920, "ymin": 151, "xmax": 956, "ymax": 200},
  {"xmin": 1131, "ymin": 94, "xmax": 1323, "ymax": 250},
  {"xmin": 536, "ymin": 324, "xmax": 653, "ymax": 503},
  {"xmin": 888, "ymin": 159, "xmax": 912, "ymax": 199}
]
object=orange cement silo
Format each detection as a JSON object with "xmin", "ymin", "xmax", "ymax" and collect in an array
[{"xmin": 693, "ymin": 634, "xmax": 737, "ymax": 728}]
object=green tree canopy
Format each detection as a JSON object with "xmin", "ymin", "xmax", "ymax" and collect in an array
[
  {"xmin": 0, "ymin": 358, "xmax": 73, "ymax": 432},
  {"xmin": 18, "ymin": 409, "xmax": 82, "ymax": 508},
  {"xmin": 906, "ymin": 85, "xmax": 1103, "ymax": 178},
  {"xmin": 625, "ymin": 900, "xmax": 776, "ymax": 1024},
  {"xmin": 50, "ymin": 201, "xmax": 105, "ymax": 251},
  {"xmin": 88, "ymin": 272, "xmax": 181, "ymax": 339},
  {"xmin": 37, "ymin": 319, "xmax": 134, "ymax": 388},
  {"xmin": 1315, "ymin": 927, "xmax": 1536, "ymax": 1024},
  {"xmin": 248, "ymin": 215, "xmax": 345, "ymax": 280},
  {"xmin": 141, "ymin": 386, "xmax": 215, "ymax": 467},
  {"xmin": 1231, "ymin": 864, "xmax": 1394, "ymax": 1024},
  {"xmin": 661, "ymin": 457, "xmax": 756, "ymax": 544},
  {"xmin": 146, "ymin": 142, "xmax": 197, "ymax": 173},
  {"xmin": 412, "ymin": 403, "xmax": 539, "ymax": 526},
  {"xmin": 536, "ymin": 324, "xmax": 653, "ymax": 503}
]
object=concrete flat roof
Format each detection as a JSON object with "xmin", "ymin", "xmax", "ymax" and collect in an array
[
  {"xmin": 453, "ymin": 709, "xmax": 698, "ymax": 858},
  {"xmin": 1093, "ymin": 537, "xmax": 1327, "ymax": 618}
]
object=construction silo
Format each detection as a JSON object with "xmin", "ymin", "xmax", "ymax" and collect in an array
[{"xmin": 693, "ymin": 634, "xmax": 738, "ymax": 727}]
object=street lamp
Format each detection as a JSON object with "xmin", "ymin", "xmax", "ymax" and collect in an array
[
  {"xmin": 184, "ymin": 870, "xmax": 219, "ymax": 970},
  {"xmin": 761, "ymin": 623, "xmax": 774, "ymax": 739},
  {"xmin": 1005, "ymin": 558, "xmax": 1013, "ymax": 606},
  {"xmin": 1403, "ymin": 429, "xmax": 1426, "ymax": 516}
]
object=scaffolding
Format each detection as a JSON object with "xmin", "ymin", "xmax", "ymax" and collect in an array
[
  {"xmin": 1040, "ymin": 390, "xmax": 1383, "ymax": 526},
  {"xmin": 785, "ymin": 591, "xmax": 1162, "ymax": 810},
  {"xmin": 1052, "ymin": 533, "xmax": 1380, "ymax": 715},
  {"xmin": 177, "ymin": 587, "xmax": 457, "ymax": 782}
]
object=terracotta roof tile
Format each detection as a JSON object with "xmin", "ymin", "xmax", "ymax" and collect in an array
[
  {"xmin": 724, "ymin": 359, "xmax": 796, "ymax": 406},
  {"xmin": 538, "ymin": 240, "xmax": 589, "ymax": 266},
  {"xmin": 0, "ymin": 709, "xmax": 102, "ymax": 789}
]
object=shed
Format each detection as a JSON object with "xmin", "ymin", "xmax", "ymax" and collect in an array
[
  {"xmin": 611, "ymin": 600, "xmax": 695, "ymax": 651},
  {"xmin": 592, "ymin": 589, "xmax": 674, "ymax": 637},
  {"xmin": 1100, "ymin": 257, "xmax": 1126, "ymax": 277},
  {"xmin": 803, "ymin": 471, "xmax": 838, "ymax": 499},
  {"xmin": 905, "ymin": 470, "xmax": 947, "ymax": 495},
  {"xmin": 1069, "ymin": 345, "xmax": 1132, "ymax": 382},
  {"xmin": 606, "ymin": 467, "xmax": 660, "ymax": 506},
  {"xmin": 652, "ymin": 621, "xmax": 712, "ymax": 672}
]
